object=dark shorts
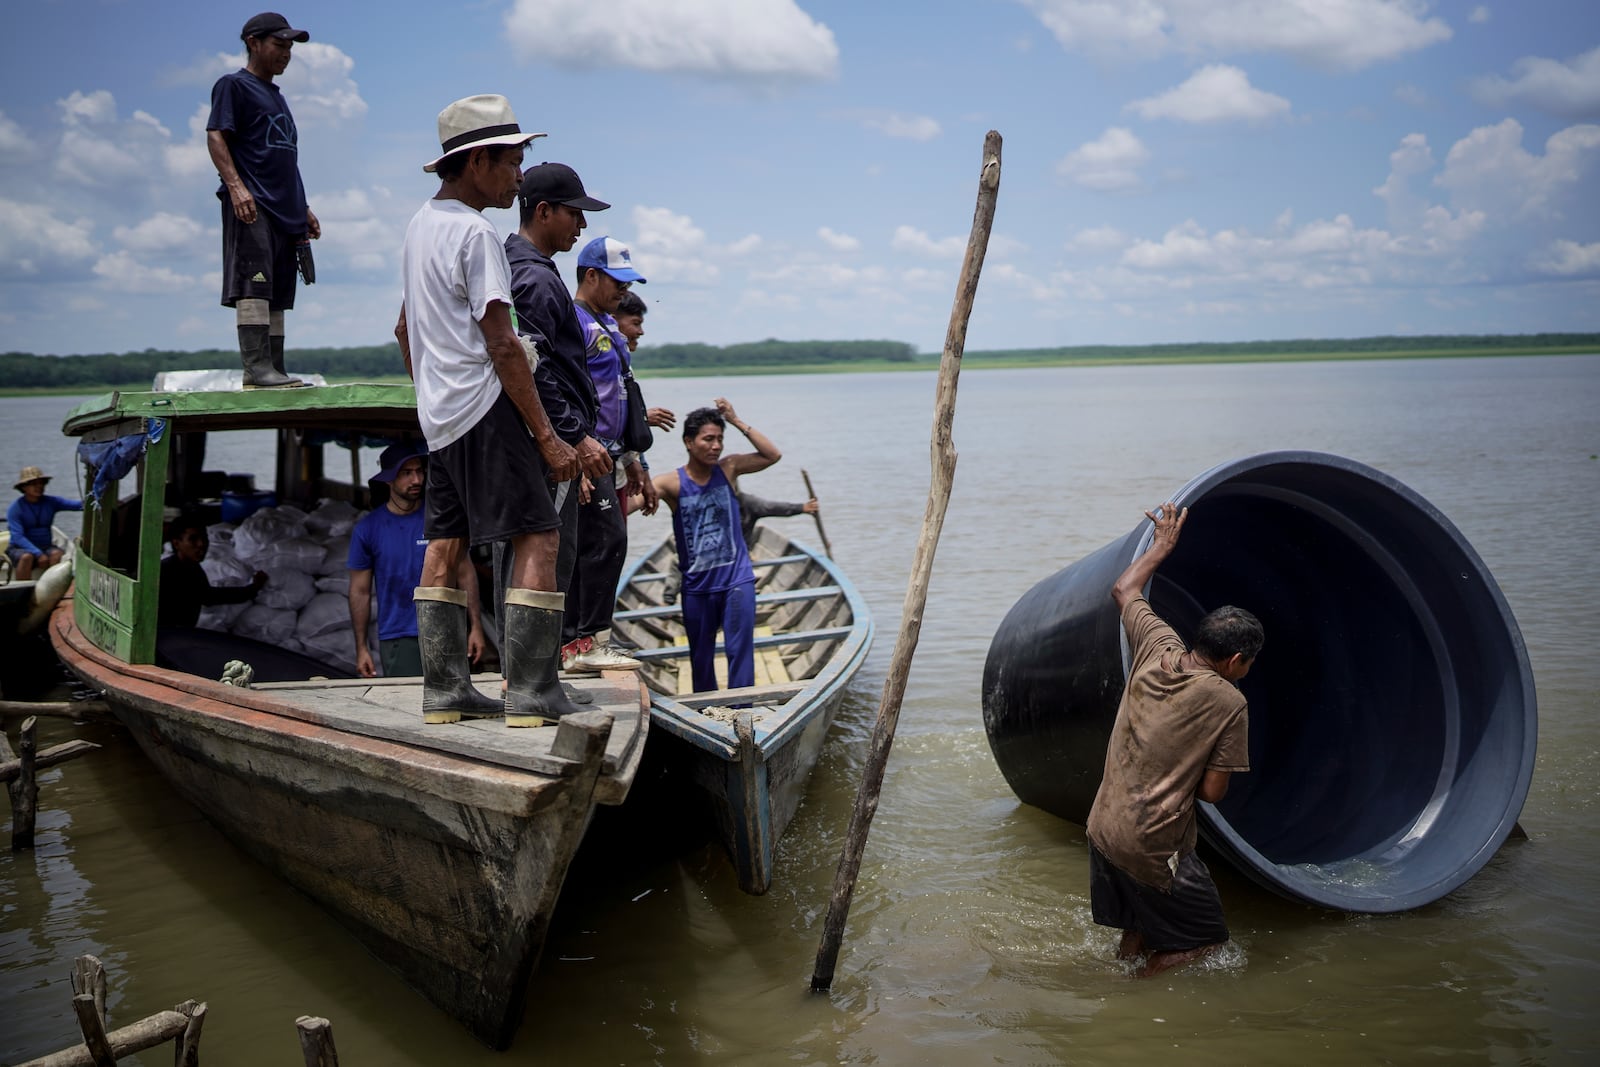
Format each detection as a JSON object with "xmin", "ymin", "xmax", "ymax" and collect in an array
[
  {"xmin": 6, "ymin": 544, "xmax": 38, "ymax": 566},
  {"xmin": 378, "ymin": 636, "xmax": 422, "ymax": 678},
  {"xmin": 1088, "ymin": 844, "xmax": 1229, "ymax": 953},
  {"xmin": 425, "ymin": 389, "xmax": 560, "ymax": 546},
  {"xmin": 220, "ymin": 200, "xmax": 297, "ymax": 310}
]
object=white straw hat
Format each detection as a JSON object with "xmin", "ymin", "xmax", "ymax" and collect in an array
[{"xmin": 423, "ymin": 94, "xmax": 545, "ymax": 173}]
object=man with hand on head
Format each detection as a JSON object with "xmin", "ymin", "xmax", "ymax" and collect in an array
[
  {"xmin": 207, "ymin": 12, "xmax": 319, "ymax": 389},
  {"xmin": 395, "ymin": 94, "xmax": 581, "ymax": 727},
  {"xmin": 348, "ymin": 443, "xmax": 487, "ymax": 679},
  {"xmin": 1085, "ymin": 501, "xmax": 1262, "ymax": 978}
]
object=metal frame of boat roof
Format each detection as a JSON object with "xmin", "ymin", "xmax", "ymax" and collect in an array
[{"xmin": 62, "ymin": 381, "xmax": 421, "ymax": 438}]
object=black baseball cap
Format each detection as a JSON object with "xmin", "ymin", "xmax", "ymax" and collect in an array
[
  {"xmin": 518, "ymin": 163, "xmax": 609, "ymax": 213},
  {"xmin": 241, "ymin": 13, "xmax": 310, "ymax": 42}
]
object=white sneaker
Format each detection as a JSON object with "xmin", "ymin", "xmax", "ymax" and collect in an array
[{"xmin": 566, "ymin": 630, "xmax": 643, "ymax": 673}]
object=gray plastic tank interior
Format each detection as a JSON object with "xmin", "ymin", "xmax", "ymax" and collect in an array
[{"xmin": 981, "ymin": 451, "xmax": 1536, "ymax": 912}]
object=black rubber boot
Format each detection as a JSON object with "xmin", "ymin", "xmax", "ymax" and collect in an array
[
  {"xmin": 504, "ymin": 589, "xmax": 584, "ymax": 727},
  {"xmin": 239, "ymin": 325, "xmax": 303, "ymax": 388},
  {"xmin": 415, "ymin": 587, "xmax": 502, "ymax": 724},
  {"xmin": 268, "ymin": 333, "xmax": 305, "ymax": 387}
]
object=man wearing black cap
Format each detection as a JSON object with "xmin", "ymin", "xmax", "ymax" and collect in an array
[
  {"xmin": 501, "ymin": 163, "xmax": 615, "ymax": 670},
  {"xmin": 207, "ymin": 12, "xmax": 320, "ymax": 389},
  {"xmin": 347, "ymin": 443, "xmax": 487, "ymax": 680}
]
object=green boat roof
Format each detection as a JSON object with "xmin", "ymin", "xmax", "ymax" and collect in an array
[{"xmin": 62, "ymin": 380, "xmax": 421, "ymax": 437}]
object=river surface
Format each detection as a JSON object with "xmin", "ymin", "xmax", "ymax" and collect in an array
[{"xmin": 3, "ymin": 355, "xmax": 1598, "ymax": 1064}]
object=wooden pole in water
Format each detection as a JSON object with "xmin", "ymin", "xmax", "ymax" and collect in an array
[
  {"xmin": 811, "ymin": 130, "xmax": 1001, "ymax": 993},
  {"xmin": 799, "ymin": 469, "xmax": 833, "ymax": 559},
  {"xmin": 296, "ymin": 1015, "xmax": 341, "ymax": 1067},
  {"xmin": 5, "ymin": 715, "xmax": 39, "ymax": 850}
]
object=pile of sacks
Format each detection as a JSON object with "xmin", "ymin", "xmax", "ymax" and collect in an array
[{"xmin": 196, "ymin": 499, "xmax": 375, "ymax": 675}]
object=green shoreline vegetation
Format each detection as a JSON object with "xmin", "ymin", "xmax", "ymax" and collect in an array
[{"xmin": 2, "ymin": 333, "xmax": 1596, "ymax": 396}]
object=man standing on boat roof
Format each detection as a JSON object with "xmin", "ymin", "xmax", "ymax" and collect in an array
[
  {"xmin": 348, "ymin": 443, "xmax": 488, "ymax": 679},
  {"xmin": 206, "ymin": 12, "xmax": 320, "ymax": 389},
  {"xmin": 651, "ymin": 399, "xmax": 784, "ymax": 692},
  {"xmin": 564, "ymin": 235, "xmax": 654, "ymax": 673},
  {"xmin": 394, "ymin": 94, "xmax": 582, "ymax": 727},
  {"xmin": 1085, "ymin": 502, "xmax": 1263, "ymax": 977},
  {"xmin": 500, "ymin": 164, "xmax": 617, "ymax": 670}
]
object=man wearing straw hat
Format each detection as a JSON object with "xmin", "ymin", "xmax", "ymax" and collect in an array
[
  {"xmin": 7, "ymin": 466, "xmax": 82, "ymax": 581},
  {"xmin": 206, "ymin": 12, "xmax": 320, "ymax": 388},
  {"xmin": 394, "ymin": 94, "xmax": 583, "ymax": 727}
]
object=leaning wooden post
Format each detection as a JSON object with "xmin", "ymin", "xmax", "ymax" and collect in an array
[
  {"xmin": 296, "ymin": 1015, "xmax": 340, "ymax": 1067},
  {"xmin": 8, "ymin": 715, "xmax": 40, "ymax": 850},
  {"xmin": 800, "ymin": 469, "xmax": 833, "ymax": 559},
  {"xmin": 811, "ymin": 130, "xmax": 1001, "ymax": 992}
]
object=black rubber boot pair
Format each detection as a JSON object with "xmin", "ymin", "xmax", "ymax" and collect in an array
[
  {"xmin": 239, "ymin": 325, "xmax": 304, "ymax": 388},
  {"xmin": 415, "ymin": 587, "xmax": 501, "ymax": 724},
  {"xmin": 503, "ymin": 589, "xmax": 584, "ymax": 728}
]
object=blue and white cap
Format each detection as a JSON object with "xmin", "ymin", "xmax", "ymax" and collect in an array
[{"xmin": 577, "ymin": 236, "xmax": 646, "ymax": 284}]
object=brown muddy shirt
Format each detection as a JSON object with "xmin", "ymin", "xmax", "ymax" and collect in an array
[{"xmin": 1085, "ymin": 596, "xmax": 1250, "ymax": 889}]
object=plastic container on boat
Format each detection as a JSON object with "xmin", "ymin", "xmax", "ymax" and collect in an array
[
  {"xmin": 981, "ymin": 451, "xmax": 1536, "ymax": 913},
  {"xmin": 221, "ymin": 489, "xmax": 277, "ymax": 524}
]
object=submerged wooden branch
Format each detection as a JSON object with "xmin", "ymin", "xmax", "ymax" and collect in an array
[
  {"xmin": 0, "ymin": 699, "xmax": 114, "ymax": 722},
  {"xmin": 811, "ymin": 130, "xmax": 1002, "ymax": 993},
  {"xmin": 1, "ymin": 739, "xmax": 101, "ymax": 785},
  {"xmin": 17, "ymin": 954, "xmax": 206, "ymax": 1067}
]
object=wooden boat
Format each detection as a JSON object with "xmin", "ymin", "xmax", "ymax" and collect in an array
[
  {"xmin": 611, "ymin": 527, "xmax": 873, "ymax": 894},
  {"xmin": 47, "ymin": 378, "xmax": 647, "ymax": 1049}
]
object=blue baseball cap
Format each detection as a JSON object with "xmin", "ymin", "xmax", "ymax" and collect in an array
[
  {"xmin": 577, "ymin": 236, "xmax": 646, "ymax": 284},
  {"xmin": 372, "ymin": 441, "xmax": 427, "ymax": 484}
]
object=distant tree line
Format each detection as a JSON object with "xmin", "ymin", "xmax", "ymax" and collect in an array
[
  {"xmin": 964, "ymin": 333, "xmax": 1600, "ymax": 362},
  {"xmin": 0, "ymin": 338, "xmax": 919, "ymax": 388}
]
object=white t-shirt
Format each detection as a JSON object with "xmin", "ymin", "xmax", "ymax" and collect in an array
[{"xmin": 400, "ymin": 198, "xmax": 510, "ymax": 449}]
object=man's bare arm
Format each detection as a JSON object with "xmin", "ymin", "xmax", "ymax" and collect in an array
[
  {"xmin": 1111, "ymin": 501, "xmax": 1188, "ymax": 610},
  {"xmin": 1197, "ymin": 768, "xmax": 1231, "ymax": 804},
  {"xmin": 395, "ymin": 305, "xmax": 413, "ymax": 379},
  {"xmin": 716, "ymin": 397, "xmax": 782, "ymax": 479},
  {"xmin": 480, "ymin": 300, "xmax": 578, "ymax": 481},
  {"xmin": 207, "ymin": 129, "xmax": 256, "ymax": 224}
]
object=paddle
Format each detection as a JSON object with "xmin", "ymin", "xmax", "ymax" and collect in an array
[
  {"xmin": 811, "ymin": 130, "xmax": 1002, "ymax": 993},
  {"xmin": 800, "ymin": 468, "xmax": 832, "ymax": 559}
]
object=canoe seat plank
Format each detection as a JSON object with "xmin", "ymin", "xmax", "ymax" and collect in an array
[{"xmin": 634, "ymin": 625, "xmax": 853, "ymax": 663}]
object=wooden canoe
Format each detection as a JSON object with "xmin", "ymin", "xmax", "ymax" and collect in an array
[
  {"xmin": 611, "ymin": 527, "xmax": 873, "ymax": 894},
  {"xmin": 49, "ymin": 379, "xmax": 648, "ymax": 1048}
]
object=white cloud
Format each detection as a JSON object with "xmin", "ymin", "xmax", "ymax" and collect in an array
[
  {"xmin": 1068, "ymin": 225, "xmax": 1130, "ymax": 253},
  {"xmin": 1468, "ymin": 5, "xmax": 1490, "ymax": 24},
  {"xmin": 0, "ymin": 110, "xmax": 31, "ymax": 154},
  {"xmin": 631, "ymin": 205, "xmax": 720, "ymax": 284},
  {"xmin": 1435, "ymin": 119, "xmax": 1600, "ymax": 220},
  {"xmin": 91, "ymin": 250, "xmax": 199, "ymax": 294},
  {"xmin": 1530, "ymin": 239, "xmax": 1600, "ymax": 276},
  {"xmin": 1471, "ymin": 46, "xmax": 1600, "ymax": 121},
  {"xmin": 0, "ymin": 197, "xmax": 98, "ymax": 279},
  {"xmin": 1393, "ymin": 83, "xmax": 1428, "ymax": 108},
  {"xmin": 112, "ymin": 212, "xmax": 207, "ymax": 253},
  {"xmin": 505, "ymin": 0, "xmax": 839, "ymax": 82},
  {"xmin": 165, "ymin": 104, "xmax": 215, "ymax": 179},
  {"xmin": 1018, "ymin": 0, "xmax": 1452, "ymax": 70},
  {"xmin": 891, "ymin": 225, "xmax": 965, "ymax": 258},
  {"xmin": 818, "ymin": 227, "xmax": 860, "ymax": 251},
  {"xmin": 1127, "ymin": 64, "xmax": 1290, "ymax": 123},
  {"xmin": 1057, "ymin": 127, "xmax": 1149, "ymax": 190},
  {"xmin": 862, "ymin": 112, "xmax": 942, "ymax": 141},
  {"xmin": 724, "ymin": 234, "xmax": 763, "ymax": 256},
  {"xmin": 277, "ymin": 43, "xmax": 368, "ymax": 123}
]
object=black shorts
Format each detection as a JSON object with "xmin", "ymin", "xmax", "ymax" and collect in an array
[
  {"xmin": 1088, "ymin": 844, "xmax": 1229, "ymax": 952},
  {"xmin": 220, "ymin": 200, "xmax": 297, "ymax": 310},
  {"xmin": 425, "ymin": 390, "xmax": 560, "ymax": 545}
]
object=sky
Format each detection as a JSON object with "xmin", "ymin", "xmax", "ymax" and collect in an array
[{"xmin": 1, "ymin": 0, "xmax": 1598, "ymax": 357}]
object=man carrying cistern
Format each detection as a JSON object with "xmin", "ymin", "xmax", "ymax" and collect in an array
[
  {"xmin": 651, "ymin": 400, "xmax": 784, "ymax": 692},
  {"xmin": 7, "ymin": 466, "xmax": 82, "ymax": 581},
  {"xmin": 395, "ymin": 94, "xmax": 580, "ymax": 726},
  {"xmin": 348, "ymin": 443, "xmax": 488, "ymax": 679},
  {"xmin": 206, "ymin": 12, "xmax": 320, "ymax": 389},
  {"xmin": 1085, "ymin": 502, "xmax": 1262, "ymax": 977}
]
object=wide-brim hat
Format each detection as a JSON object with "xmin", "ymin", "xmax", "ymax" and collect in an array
[
  {"xmin": 577, "ymin": 236, "xmax": 646, "ymax": 284},
  {"xmin": 372, "ymin": 442, "xmax": 428, "ymax": 484},
  {"xmin": 14, "ymin": 465, "xmax": 49, "ymax": 492},
  {"xmin": 424, "ymin": 94, "xmax": 544, "ymax": 173}
]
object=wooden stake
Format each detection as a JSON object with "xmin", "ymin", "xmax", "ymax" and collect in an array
[
  {"xmin": 17, "ymin": 955, "xmax": 204, "ymax": 1067},
  {"xmin": 811, "ymin": 131, "xmax": 1002, "ymax": 993},
  {"xmin": 7, "ymin": 715, "xmax": 39, "ymax": 850},
  {"xmin": 175, "ymin": 1000, "xmax": 207, "ymax": 1067},
  {"xmin": 296, "ymin": 1015, "xmax": 340, "ymax": 1067},
  {"xmin": 799, "ymin": 469, "xmax": 833, "ymax": 559}
]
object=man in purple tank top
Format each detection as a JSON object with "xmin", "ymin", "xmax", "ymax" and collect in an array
[{"xmin": 651, "ymin": 399, "xmax": 785, "ymax": 692}]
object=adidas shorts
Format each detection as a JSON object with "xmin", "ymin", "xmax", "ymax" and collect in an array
[{"xmin": 220, "ymin": 200, "xmax": 297, "ymax": 310}]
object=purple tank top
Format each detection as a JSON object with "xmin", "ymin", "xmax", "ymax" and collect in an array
[{"xmin": 672, "ymin": 465, "xmax": 754, "ymax": 595}]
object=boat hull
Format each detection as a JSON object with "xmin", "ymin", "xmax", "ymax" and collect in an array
[{"xmin": 51, "ymin": 604, "xmax": 616, "ymax": 1049}]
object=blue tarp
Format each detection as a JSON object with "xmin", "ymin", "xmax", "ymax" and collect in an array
[{"xmin": 77, "ymin": 417, "xmax": 165, "ymax": 507}]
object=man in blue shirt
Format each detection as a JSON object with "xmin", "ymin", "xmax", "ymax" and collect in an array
[
  {"xmin": 348, "ymin": 443, "xmax": 486, "ymax": 678},
  {"xmin": 206, "ymin": 12, "xmax": 320, "ymax": 389},
  {"xmin": 7, "ymin": 465, "xmax": 81, "ymax": 581}
]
